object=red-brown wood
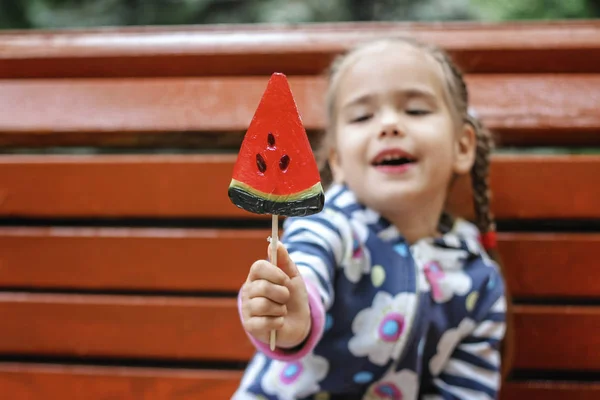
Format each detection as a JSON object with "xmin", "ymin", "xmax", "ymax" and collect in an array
[
  {"xmin": 2, "ymin": 363, "xmax": 598, "ymax": 400},
  {"xmin": 513, "ymin": 305, "xmax": 600, "ymax": 370},
  {"xmin": 0, "ymin": 154, "xmax": 597, "ymax": 219},
  {"xmin": 499, "ymin": 234, "xmax": 600, "ymax": 298},
  {"xmin": 0, "ymin": 76, "xmax": 598, "ymax": 147},
  {"xmin": 0, "ymin": 21, "xmax": 599, "ymax": 78},
  {"xmin": 0, "ymin": 228, "xmax": 597, "ymax": 298},
  {"xmin": 446, "ymin": 154, "xmax": 600, "ymax": 220},
  {"xmin": 0, "ymin": 227, "xmax": 267, "ymax": 292},
  {"xmin": 0, "ymin": 294, "xmax": 254, "ymax": 361},
  {"xmin": 0, "ymin": 154, "xmax": 251, "ymax": 219},
  {"xmin": 0, "ymin": 294, "xmax": 597, "ymax": 370},
  {"xmin": 501, "ymin": 382, "xmax": 600, "ymax": 400},
  {"xmin": 0, "ymin": 363, "xmax": 243, "ymax": 400}
]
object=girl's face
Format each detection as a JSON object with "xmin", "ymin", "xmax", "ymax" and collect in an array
[{"xmin": 329, "ymin": 42, "xmax": 475, "ymax": 220}]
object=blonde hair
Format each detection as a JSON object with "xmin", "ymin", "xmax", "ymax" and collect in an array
[{"xmin": 317, "ymin": 37, "xmax": 514, "ymax": 377}]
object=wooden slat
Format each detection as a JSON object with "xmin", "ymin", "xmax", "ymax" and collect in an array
[
  {"xmin": 1, "ymin": 228, "xmax": 598, "ymax": 299},
  {"xmin": 0, "ymin": 154, "xmax": 249, "ymax": 219},
  {"xmin": 0, "ymin": 154, "xmax": 597, "ymax": 219},
  {"xmin": 501, "ymin": 382, "xmax": 600, "ymax": 400},
  {"xmin": 0, "ymin": 363, "xmax": 242, "ymax": 400},
  {"xmin": 445, "ymin": 155, "xmax": 600, "ymax": 220},
  {"xmin": 0, "ymin": 295, "xmax": 597, "ymax": 370},
  {"xmin": 0, "ymin": 227, "xmax": 267, "ymax": 292},
  {"xmin": 500, "ymin": 234, "xmax": 600, "ymax": 298},
  {"xmin": 513, "ymin": 305, "xmax": 600, "ymax": 370},
  {"xmin": 2, "ymin": 364, "xmax": 598, "ymax": 400},
  {"xmin": 0, "ymin": 294, "xmax": 253, "ymax": 361},
  {"xmin": 0, "ymin": 75, "xmax": 599, "ymax": 146},
  {"xmin": 0, "ymin": 21, "xmax": 599, "ymax": 77},
  {"xmin": 0, "ymin": 365, "xmax": 598, "ymax": 400}
]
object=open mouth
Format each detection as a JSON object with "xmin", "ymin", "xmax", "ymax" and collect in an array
[
  {"xmin": 372, "ymin": 156, "xmax": 415, "ymax": 167},
  {"xmin": 371, "ymin": 150, "xmax": 417, "ymax": 168}
]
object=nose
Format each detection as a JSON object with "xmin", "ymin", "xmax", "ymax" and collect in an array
[
  {"xmin": 379, "ymin": 126, "xmax": 401, "ymax": 138},
  {"xmin": 379, "ymin": 109, "xmax": 403, "ymax": 138}
]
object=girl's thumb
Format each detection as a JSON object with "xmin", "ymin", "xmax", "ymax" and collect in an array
[{"xmin": 268, "ymin": 241, "xmax": 299, "ymax": 279}]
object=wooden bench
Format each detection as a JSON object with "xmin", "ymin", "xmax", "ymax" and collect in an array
[{"xmin": 0, "ymin": 21, "xmax": 599, "ymax": 399}]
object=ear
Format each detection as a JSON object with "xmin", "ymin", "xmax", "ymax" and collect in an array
[
  {"xmin": 453, "ymin": 122, "xmax": 477, "ymax": 175},
  {"xmin": 328, "ymin": 148, "xmax": 345, "ymax": 183}
]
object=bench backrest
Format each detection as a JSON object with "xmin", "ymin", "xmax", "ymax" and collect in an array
[{"xmin": 0, "ymin": 21, "xmax": 599, "ymax": 399}]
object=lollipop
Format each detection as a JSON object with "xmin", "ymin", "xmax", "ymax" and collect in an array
[{"xmin": 229, "ymin": 73, "xmax": 324, "ymax": 350}]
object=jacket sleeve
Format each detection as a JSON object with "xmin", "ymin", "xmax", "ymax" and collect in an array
[
  {"xmin": 239, "ymin": 209, "xmax": 351, "ymax": 361},
  {"xmin": 425, "ymin": 267, "xmax": 507, "ymax": 400}
]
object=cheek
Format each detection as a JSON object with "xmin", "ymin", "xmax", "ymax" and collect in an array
[
  {"xmin": 335, "ymin": 128, "xmax": 368, "ymax": 164},
  {"xmin": 414, "ymin": 119, "xmax": 456, "ymax": 168}
]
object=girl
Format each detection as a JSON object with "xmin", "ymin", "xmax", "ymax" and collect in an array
[{"xmin": 233, "ymin": 37, "xmax": 510, "ymax": 400}]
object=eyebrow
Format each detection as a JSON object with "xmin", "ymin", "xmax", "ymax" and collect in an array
[
  {"xmin": 341, "ymin": 94, "xmax": 373, "ymax": 109},
  {"xmin": 341, "ymin": 88, "xmax": 437, "ymax": 109},
  {"xmin": 402, "ymin": 88, "xmax": 437, "ymax": 100}
]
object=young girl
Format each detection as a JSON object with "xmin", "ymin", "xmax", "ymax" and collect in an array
[{"xmin": 233, "ymin": 37, "xmax": 510, "ymax": 400}]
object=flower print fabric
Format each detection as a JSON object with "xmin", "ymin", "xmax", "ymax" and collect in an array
[
  {"xmin": 364, "ymin": 368, "xmax": 419, "ymax": 400},
  {"xmin": 261, "ymin": 353, "xmax": 330, "ymax": 400},
  {"xmin": 234, "ymin": 184, "xmax": 507, "ymax": 400},
  {"xmin": 411, "ymin": 239, "xmax": 473, "ymax": 303},
  {"xmin": 342, "ymin": 227, "xmax": 373, "ymax": 283},
  {"xmin": 348, "ymin": 291, "xmax": 418, "ymax": 366}
]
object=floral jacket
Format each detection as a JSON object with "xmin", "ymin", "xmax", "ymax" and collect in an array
[{"xmin": 233, "ymin": 183, "xmax": 506, "ymax": 400}]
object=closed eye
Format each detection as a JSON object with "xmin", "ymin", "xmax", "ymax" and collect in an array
[
  {"xmin": 406, "ymin": 109, "xmax": 431, "ymax": 116},
  {"xmin": 351, "ymin": 114, "xmax": 373, "ymax": 123}
]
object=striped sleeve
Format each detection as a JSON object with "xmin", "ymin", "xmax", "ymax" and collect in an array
[
  {"xmin": 281, "ymin": 210, "xmax": 350, "ymax": 311},
  {"xmin": 428, "ymin": 269, "xmax": 507, "ymax": 400}
]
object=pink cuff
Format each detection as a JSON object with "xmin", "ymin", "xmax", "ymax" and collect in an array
[{"xmin": 237, "ymin": 279, "xmax": 325, "ymax": 361}]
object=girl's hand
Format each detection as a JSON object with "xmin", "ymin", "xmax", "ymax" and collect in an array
[{"xmin": 240, "ymin": 242, "xmax": 311, "ymax": 349}]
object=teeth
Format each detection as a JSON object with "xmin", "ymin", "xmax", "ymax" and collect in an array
[
  {"xmin": 373, "ymin": 153, "xmax": 415, "ymax": 165},
  {"xmin": 382, "ymin": 154, "xmax": 405, "ymax": 162}
]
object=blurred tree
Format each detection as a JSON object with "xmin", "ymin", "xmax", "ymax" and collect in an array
[
  {"xmin": 0, "ymin": 0, "xmax": 352, "ymax": 28},
  {"xmin": 0, "ymin": 0, "xmax": 596, "ymax": 30},
  {"xmin": 0, "ymin": 0, "xmax": 33, "ymax": 28},
  {"xmin": 470, "ymin": 0, "xmax": 600, "ymax": 20}
]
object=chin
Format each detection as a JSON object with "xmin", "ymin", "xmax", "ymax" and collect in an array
[{"xmin": 362, "ymin": 187, "xmax": 422, "ymax": 214}]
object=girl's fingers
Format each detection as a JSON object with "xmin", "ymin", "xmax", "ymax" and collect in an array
[
  {"xmin": 248, "ymin": 260, "xmax": 289, "ymax": 286},
  {"xmin": 242, "ymin": 316, "xmax": 285, "ymax": 336},
  {"xmin": 248, "ymin": 297, "xmax": 287, "ymax": 317},
  {"xmin": 247, "ymin": 279, "xmax": 290, "ymax": 304},
  {"xmin": 268, "ymin": 242, "xmax": 300, "ymax": 279}
]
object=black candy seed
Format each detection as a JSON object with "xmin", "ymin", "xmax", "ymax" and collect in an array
[
  {"xmin": 256, "ymin": 154, "xmax": 267, "ymax": 173},
  {"xmin": 279, "ymin": 154, "xmax": 290, "ymax": 171},
  {"xmin": 267, "ymin": 132, "xmax": 276, "ymax": 148}
]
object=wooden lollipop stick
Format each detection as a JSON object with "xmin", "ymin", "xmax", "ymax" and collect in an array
[{"xmin": 270, "ymin": 214, "xmax": 279, "ymax": 351}]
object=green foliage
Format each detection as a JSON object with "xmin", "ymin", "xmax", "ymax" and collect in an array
[
  {"xmin": 469, "ymin": 0, "xmax": 600, "ymax": 21},
  {"xmin": 0, "ymin": 0, "xmax": 597, "ymax": 30}
]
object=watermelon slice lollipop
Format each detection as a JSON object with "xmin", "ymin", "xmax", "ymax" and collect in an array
[{"xmin": 229, "ymin": 73, "xmax": 325, "ymax": 350}]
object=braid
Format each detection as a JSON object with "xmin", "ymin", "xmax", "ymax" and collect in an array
[
  {"xmin": 466, "ymin": 114, "xmax": 515, "ymax": 380},
  {"xmin": 425, "ymin": 45, "xmax": 498, "ymax": 240},
  {"xmin": 468, "ymin": 116, "xmax": 496, "ymax": 235}
]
